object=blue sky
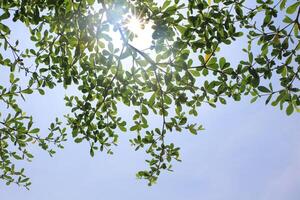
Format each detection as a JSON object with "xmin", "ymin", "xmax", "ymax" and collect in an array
[
  {"xmin": 1, "ymin": 1, "xmax": 300, "ymax": 199},
  {"xmin": 1, "ymin": 89, "xmax": 300, "ymax": 200}
]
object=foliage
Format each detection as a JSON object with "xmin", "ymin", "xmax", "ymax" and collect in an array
[{"xmin": 0, "ymin": 0, "xmax": 299, "ymax": 188}]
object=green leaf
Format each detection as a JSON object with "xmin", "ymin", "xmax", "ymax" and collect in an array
[
  {"xmin": 258, "ymin": 86, "xmax": 271, "ymax": 93},
  {"xmin": 164, "ymin": 95, "xmax": 172, "ymax": 105},
  {"xmin": 219, "ymin": 57, "xmax": 226, "ymax": 68},
  {"xmin": 283, "ymin": 16, "xmax": 293, "ymax": 24},
  {"xmin": 189, "ymin": 70, "xmax": 201, "ymax": 77},
  {"xmin": 142, "ymin": 105, "xmax": 149, "ymax": 115},
  {"xmin": 219, "ymin": 97, "xmax": 226, "ymax": 104},
  {"xmin": 87, "ymin": 0, "xmax": 95, "ymax": 5},
  {"xmin": 179, "ymin": 117, "xmax": 187, "ymax": 125},
  {"xmin": 235, "ymin": 5, "xmax": 243, "ymax": 16},
  {"xmin": 188, "ymin": 125, "xmax": 197, "ymax": 135},
  {"xmin": 251, "ymin": 96, "xmax": 258, "ymax": 103},
  {"xmin": 74, "ymin": 138, "xmax": 83, "ymax": 143},
  {"xmin": 286, "ymin": 2, "xmax": 300, "ymax": 14},
  {"xmin": 280, "ymin": 0, "xmax": 287, "ymax": 10},
  {"xmin": 12, "ymin": 153, "xmax": 22, "ymax": 160},
  {"xmin": 38, "ymin": 89, "xmax": 45, "ymax": 95},
  {"xmin": 162, "ymin": 0, "xmax": 171, "ymax": 10},
  {"xmin": 9, "ymin": 73, "xmax": 14, "ymax": 83},
  {"xmin": 119, "ymin": 125, "xmax": 127, "ymax": 132},
  {"xmin": 248, "ymin": 53, "xmax": 253, "ymax": 64},
  {"xmin": 29, "ymin": 128, "xmax": 40, "ymax": 134},
  {"xmin": 0, "ymin": 11, "xmax": 10, "ymax": 20},
  {"xmin": 286, "ymin": 103, "xmax": 294, "ymax": 116},
  {"xmin": 148, "ymin": 93, "xmax": 156, "ymax": 106},
  {"xmin": 176, "ymin": 25, "xmax": 186, "ymax": 35},
  {"xmin": 22, "ymin": 88, "xmax": 33, "ymax": 94},
  {"xmin": 90, "ymin": 148, "xmax": 94, "ymax": 157},
  {"xmin": 265, "ymin": 94, "xmax": 272, "ymax": 105},
  {"xmin": 249, "ymin": 68, "xmax": 260, "ymax": 88}
]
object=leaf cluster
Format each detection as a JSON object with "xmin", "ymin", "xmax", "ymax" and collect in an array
[{"xmin": 0, "ymin": 0, "xmax": 299, "ymax": 187}]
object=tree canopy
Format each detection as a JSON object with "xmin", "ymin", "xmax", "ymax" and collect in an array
[{"xmin": 0, "ymin": 0, "xmax": 299, "ymax": 188}]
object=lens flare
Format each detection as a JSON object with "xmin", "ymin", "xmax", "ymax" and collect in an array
[
  {"xmin": 123, "ymin": 14, "xmax": 153, "ymax": 49},
  {"xmin": 124, "ymin": 15, "xmax": 144, "ymax": 34}
]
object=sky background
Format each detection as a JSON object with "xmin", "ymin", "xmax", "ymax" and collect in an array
[{"xmin": 1, "ymin": 1, "xmax": 300, "ymax": 200}]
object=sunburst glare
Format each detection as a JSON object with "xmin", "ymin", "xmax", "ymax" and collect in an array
[{"xmin": 123, "ymin": 14, "xmax": 154, "ymax": 50}]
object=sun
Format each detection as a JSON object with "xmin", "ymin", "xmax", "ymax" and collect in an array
[
  {"xmin": 105, "ymin": 11, "xmax": 154, "ymax": 71},
  {"xmin": 124, "ymin": 15, "xmax": 144, "ymax": 35},
  {"xmin": 122, "ymin": 14, "xmax": 154, "ymax": 50}
]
